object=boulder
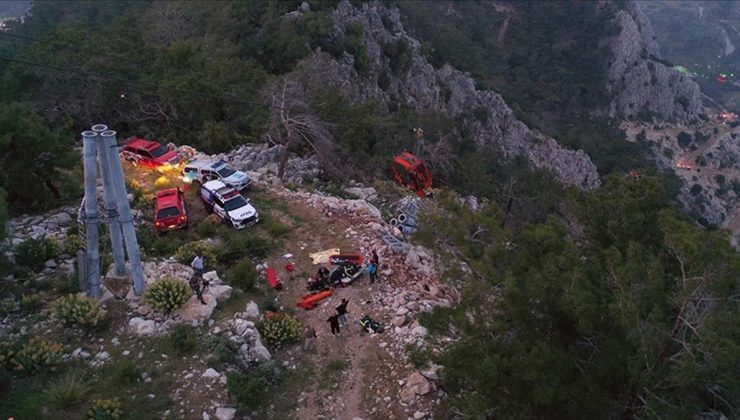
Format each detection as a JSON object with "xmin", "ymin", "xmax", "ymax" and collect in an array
[
  {"xmin": 251, "ymin": 341, "xmax": 272, "ymax": 363},
  {"xmin": 245, "ymin": 301, "xmax": 260, "ymax": 319},
  {"xmin": 128, "ymin": 317, "xmax": 156, "ymax": 335},
  {"xmin": 403, "ymin": 371, "xmax": 431, "ymax": 397},
  {"xmin": 420, "ymin": 364, "xmax": 442, "ymax": 381},
  {"xmin": 48, "ymin": 212, "xmax": 73, "ymax": 226},
  {"xmin": 344, "ymin": 187, "xmax": 378, "ymax": 201},
  {"xmin": 202, "ymin": 270, "xmax": 221, "ymax": 285},
  {"xmin": 177, "ymin": 295, "xmax": 217, "ymax": 324},
  {"xmin": 202, "ymin": 368, "xmax": 221, "ymax": 379},
  {"xmin": 393, "ymin": 316, "xmax": 407, "ymax": 327},
  {"xmin": 233, "ymin": 318, "xmax": 256, "ymax": 337},
  {"xmin": 411, "ymin": 326, "xmax": 428, "ymax": 337},
  {"xmin": 214, "ymin": 407, "xmax": 237, "ymax": 420},
  {"xmin": 207, "ymin": 285, "xmax": 233, "ymax": 302}
]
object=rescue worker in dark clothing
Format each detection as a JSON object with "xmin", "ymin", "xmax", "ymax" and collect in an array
[
  {"xmin": 371, "ymin": 249, "xmax": 379, "ymax": 266},
  {"xmin": 318, "ymin": 266, "xmax": 330, "ymax": 281},
  {"xmin": 327, "ymin": 314, "xmax": 341, "ymax": 336},
  {"xmin": 336, "ymin": 298, "xmax": 349, "ymax": 327},
  {"xmin": 189, "ymin": 274, "xmax": 207, "ymax": 305}
]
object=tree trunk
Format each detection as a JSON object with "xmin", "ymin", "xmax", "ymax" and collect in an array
[
  {"xmin": 277, "ymin": 146, "xmax": 289, "ymax": 180},
  {"xmin": 44, "ymin": 177, "xmax": 61, "ymax": 199}
]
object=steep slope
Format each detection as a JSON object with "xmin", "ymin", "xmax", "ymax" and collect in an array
[
  {"xmin": 606, "ymin": 0, "xmax": 703, "ymax": 121},
  {"xmin": 292, "ymin": 1, "xmax": 600, "ymax": 189}
]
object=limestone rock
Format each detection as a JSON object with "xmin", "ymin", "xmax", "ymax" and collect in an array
[
  {"xmin": 245, "ymin": 301, "xmax": 260, "ymax": 319},
  {"xmin": 215, "ymin": 407, "xmax": 237, "ymax": 420},
  {"xmin": 128, "ymin": 317, "xmax": 156, "ymax": 335},
  {"xmin": 403, "ymin": 371, "xmax": 431, "ymax": 397},
  {"xmin": 606, "ymin": 1, "xmax": 701, "ymax": 121},
  {"xmin": 177, "ymin": 295, "xmax": 217, "ymax": 324},
  {"xmin": 288, "ymin": 0, "xmax": 600, "ymax": 189},
  {"xmin": 207, "ymin": 284, "xmax": 233, "ymax": 303},
  {"xmin": 411, "ymin": 326, "xmax": 428, "ymax": 337},
  {"xmin": 251, "ymin": 341, "xmax": 272, "ymax": 363}
]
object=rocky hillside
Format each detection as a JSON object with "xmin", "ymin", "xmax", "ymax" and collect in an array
[
  {"xmin": 606, "ymin": 0, "xmax": 703, "ymax": 121},
  {"xmin": 291, "ymin": 0, "xmax": 600, "ymax": 189}
]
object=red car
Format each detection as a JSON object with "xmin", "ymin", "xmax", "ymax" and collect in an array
[
  {"xmin": 121, "ymin": 138, "xmax": 181, "ymax": 169},
  {"xmin": 154, "ymin": 188, "xmax": 188, "ymax": 232}
]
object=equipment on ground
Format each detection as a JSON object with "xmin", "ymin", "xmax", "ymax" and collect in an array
[
  {"xmin": 391, "ymin": 152, "xmax": 432, "ymax": 198},
  {"xmin": 329, "ymin": 263, "xmax": 363, "ymax": 287},
  {"xmin": 329, "ymin": 254, "xmax": 363, "ymax": 266},
  {"xmin": 297, "ymin": 287, "xmax": 335, "ymax": 310},
  {"xmin": 266, "ymin": 266, "xmax": 283, "ymax": 290},
  {"xmin": 359, "ymin": 315, "xmax": 384, "ymax": 334}
]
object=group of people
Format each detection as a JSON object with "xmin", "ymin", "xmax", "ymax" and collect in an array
[
  {"xmin": 302, "ymin": 298, "xmax": 350, "ymax": 351},
  {"xmin": 303, "ymin": 249, "xmax": 383, "ymax": 350},
  {"xmin": 187, "ymin": 248, "xmax": 382, "ymax": 352},
  {"xmin": 307, "ymin": 249, "xmax": 380, "ymax": 291}
]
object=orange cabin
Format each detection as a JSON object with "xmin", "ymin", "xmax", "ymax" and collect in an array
[{"xmin": 391, "ymin": 152, "xmax": 432, "ymax": 198}]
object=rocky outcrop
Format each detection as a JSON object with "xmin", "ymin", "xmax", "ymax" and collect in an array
[
  {"xmin": 606, "ymin": 1, "xmax": 702, "ymax": 121},
  {"xmin": 225, "ymin": 312, "xmax": 272, "ymax": 365},
  {"xmin": 290, "ymin": 0, "xmax": 600, "ymax": 189}
]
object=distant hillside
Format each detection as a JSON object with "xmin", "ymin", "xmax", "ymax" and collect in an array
[
  {"xmin": 640, "ymin": 0, "xmax": 740, "ymax": 111},
  {"xmin": 0, "ymin": 1, "xmax": 30, "ymax": 20}
]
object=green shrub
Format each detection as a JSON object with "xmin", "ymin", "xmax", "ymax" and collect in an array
[
  {"xmin": 153, "ymin": 235, "xmax": 185, "ymax": 257},
  {"xmin": 14, "ymin": 238, "xmax": 59, "ymax": 271},
  {"xmin": 0, "ymin": 341, "xmax": 15, "ymax": 368},
  {"xmin": 259, "ymin": 314, "xmax": 301, "ymax": 346},
  {"xmin": 406, "ymin": 345, "xmax": 433, "ymax": 369},
  {"xmin": 63, "ymin": 234, "xmax": 82, "ymax": 255},
  {"xmin": 53, "ymin": 274, "xmax": 80, "ymax": 294},
  {"xmin": 174, "ymin": 241, "xmax": 217, "ymax": 268},
  {"xmin": 87, "ymin": 398, "xmax": 121, "ymax": 420},
  {"xmin": 11, "ymin": 337, "xmax": 64, "ymax": 373},
  {"xmin": 110, "ymin": 359, "xmax": 139, "ymax": 385},
  {"xmin": 169, "ymin": 325, "xmax": 198, "ymax": 355},
  {"xmin": 260, "ymin": 213, "xmax": 291, "ymax": 237},
  {"xmin": 144, "ymin": 277, "xmax": 190, "ymax": 313},
  {"xmin": 46, "ymin": 371, "xmax": 90, "ymax": 409},
  {"xmin": 0, "ymin": 296, "xmax": 18, "ymax": 315},
  {"xmin": 205, "ymin": 334, "xmax": 239, "ymax": 369},
  {"xmin": 216, "ymin": 232, "xmax": 272, "ymax": 262},
  {"xmin": 225, "ymin": 258, "xmax": 259, "ymax": 291},
  {"xmin": 19, "ymin": 293, "xmax": 42, "ymax": 312},
  {"xmin": 227, "ymin": 361, "xmax": 283, "ymax": 410},
  {"xmin": 53, "ymin": 293, "xmax": 107, "ymax": 327},
  {"xmin": 195, "ymin": 218, "xmax": 219, "ymax": 238}
]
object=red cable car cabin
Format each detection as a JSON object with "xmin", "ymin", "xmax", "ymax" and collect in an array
[{"xmin": 391, "ymin": 152, "xmax": 432, "ymax": 198}]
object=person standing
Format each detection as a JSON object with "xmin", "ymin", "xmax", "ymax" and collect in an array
[
  {"xmin": 367, "ymin": 262, "xmax": 377, "ymax": 284},
  {"xmin": 327, "ymin": 314, "xmax": 341, "ymax": 336},
  {"xmin": 303, "ymin": 325, "xmax": 317, "ymax": 351},
  {"xmin": 189, "ymin": 275, "xmax": 206, "ymax": 305},
  {"xmin": 336, "ymin": 298, "xmax": 349, "ymax": 327},
  {"xmin": 191, "ymin": 255, "xmax": 204, "ymax": 277},
  {"xmin": 371, "ymin": 249, "xmax": 379, "ymax": 266}
]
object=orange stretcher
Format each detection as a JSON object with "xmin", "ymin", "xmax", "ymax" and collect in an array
[{"xmin": 297, "ymin": 287, "xmax": 335, "ymax": 310}]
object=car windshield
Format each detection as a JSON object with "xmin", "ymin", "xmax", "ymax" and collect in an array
[
  {"xmin": 223, "ymin": 196, "xmax": 248, "ymax": 212},
  {"xmin": 151, "ymin": 145, "xmax": 169, "ymax": 158},
  {"xmin": 157, "ymin": 207, "xmax": 180, "ymax": 219},
  {"xmin": 217, "ymin": 165, "xmax": 236, "ymax": 178}
]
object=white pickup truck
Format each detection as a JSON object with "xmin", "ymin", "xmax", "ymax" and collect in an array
[
  {"xmin": 183, "ymin": 159, "xmax": 251, "ymax": 190},
  {"xmin": 199, "ymin": 180, "xmax": 259, "ymax": 229}
]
